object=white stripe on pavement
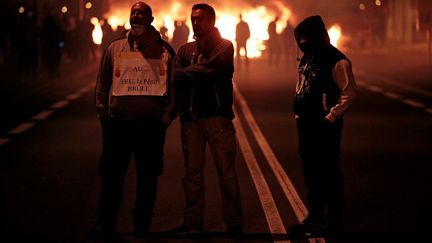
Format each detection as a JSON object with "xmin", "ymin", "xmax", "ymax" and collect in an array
[
  {"xmin": 234, "ymin": 84, "xmax": 326, "ymax": 243},
  {"xmin": 7, "ymin": 123, "xmax": 35, "ymax": 135},
  {"xmin": 401, "ymin": 99, "xmax": 426, "ymax": 108},
  {"xmin": 355, "ymin": 70, "xmax": 432, "ymax": 98},
  {"xmin": 0, "ymin": 138, "xmax": 10, "ymax": 146},
  {"xmin": 233, "ymin": 111, "xmax": 289, "ymax": 242},
  {"xmin": 50, "ymin": 100, "xmax": 70, "ymax": 109},
  {"xmin": 366, "ymin": 85, "xmax": 384, "ymax": 93},
  {"xmin": 65, "ymin": 93, "xmax": 82, "ymax": 101},
  {"xmin": 32, "ymin": 110, "xmax": 55, "ymax": 121},
  {"xmin": 383, "ymin": 91, "xmax": 401, "ymax": 99}
]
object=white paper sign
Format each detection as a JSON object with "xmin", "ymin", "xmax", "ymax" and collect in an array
[{"xmin": 112, "ymin": 52, "xmax": 167, "ymax": 96}]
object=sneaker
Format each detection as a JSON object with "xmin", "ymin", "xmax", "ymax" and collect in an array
[{"xmin": 169, "ymin": 224, "xmax": 202, "ymax": 234}]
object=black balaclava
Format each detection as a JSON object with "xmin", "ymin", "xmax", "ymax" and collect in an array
[{"xmin": 294, "ymin": 15, "xmax": 331, "ymax": 55}]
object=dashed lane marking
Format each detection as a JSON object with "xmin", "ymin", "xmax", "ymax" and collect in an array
[
  {"xmin": 233, "ymin": 110, "xmax": 289, "ymax": 242},
  {"xmin": 359, "ymin": 81, "xmax": 431, "ymax": 115},
  {"xmin": 355, "ymin": 70, "xmax": 432, "ymax": 98},
  {"xmin": 7, "ymin": 123, "xmax": 35, "ymax": 135},
  {"xmin": 65, "ymin": 93, "xmax": 82, "ymax": 101},
  {"xmin": 401, "ymin": 99, "xmax": 426, "ymax": 108},
  {"xmin": 366, "ymin": 85, "xmax": 384, "ymax": 93},
  {"xmin": 234, "ymin": 84, "xmax": 326, "ymax": 243},
  {"xmin": 0, "ymin": 138, "xmax": 10, "ymax": 146},
  {"xmin": 1, "ymin": 83, "xmax": 95, "ymax": 147},
  {"xmin": 50, "ymin": 100, "xmax": 70, "ymax": 109},
  {"xmin": 32, "ymin": 110, "xmax": 55, "ymax": 121},
  {"xmin": 383, "ymin": 91, "xmax": 401, "ymax": 99}
]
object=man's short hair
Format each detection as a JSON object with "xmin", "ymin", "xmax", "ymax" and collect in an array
[
  {"xmin": 192, "ymin": 3, "xmax": 216, "ymax": 22},
  {"xmin": 133, "ymin": 1, "xmax": 152, "ymax": 17}
]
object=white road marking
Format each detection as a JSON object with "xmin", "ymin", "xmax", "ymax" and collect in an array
[
  {"xmin": 50, "ymin": 100, "xmax": 70, "ymax": 109},
  {"xmin": 233, "ymin": 111, "xmax": 289, "ymax": 242},
  {"xmin": 65, "ymin": 93, "xmax": 82, "ymax": 101},
  {"xmin": 78, "ymin": 87, "xmax": 92, "ymax": 93},
  {"xmin": 359, "ymin": 81, "xmax": 431, "ymax": 115},
  {"xmin": 7, "ymin": 123, "xmax": 35, "ymax": 135},
  {"xmin": 234, "ymin": 84, "xmax": 326, "ymax": 243},
  {"xmin": 355, "ymin": 69, "xmax": 432, "ymax": 98},
  {"xmin": 367, "ymin": 85, "xmax": 383, "ymax": 93},
  {"xmin": 32, "ymin": 110, "xmax": 55, "ymax": 121},
  {"xmin": 2, "ymin": 82, "xmax": 94, "ymax": 143},
  {"xmin": 0, "ymin": 138, "xmax": 10, "ymax": 146},
  {"xmin": 401, "ymin": 99, "xmax": 426, "ymax": 108},
  {"xmin": 383, "ymin": 91, "xmax": 401, "ymax": 99}
]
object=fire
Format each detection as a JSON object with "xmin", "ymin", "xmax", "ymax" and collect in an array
[
  {"xmin": 328, "ymin": 24, "xmax": 342, "ymax": 48},
  {"xmin": 99, "ymin": 0, "xmax": 292, "ymax": 58},
  {"xmin": 91, "ymin": 17, "xmax": 103, "ymax": 45}
]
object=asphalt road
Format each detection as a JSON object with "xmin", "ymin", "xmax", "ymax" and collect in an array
[{"xmin": 0, "ymin": 46, "xmax": 431, "ymax": 243}]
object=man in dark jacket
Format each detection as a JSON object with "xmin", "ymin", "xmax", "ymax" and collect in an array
[
  {"xmin": 88, "ymin": 1, "xmax": 175, "ymax": 238},
  {"xmin": 171, "ymin": 3, "xmax": 243, "ymax": 234},
  {"xmin": 289, "ymin": 15, "xmax": 357, "ymax": 236}
]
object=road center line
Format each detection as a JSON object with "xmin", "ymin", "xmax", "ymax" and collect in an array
[
  {"xmin": 7, "ymin": 123, "xmax": 35, "ymax": 135},
  {"xmin": 51, "ymin": 100, "xmax": 70, "ymax": 109},
  {"xmin": 355, "ymin": 69, "xmax": 432, "ymax": 98},
  {"xmin": 234, "ymin": 84, "xmax": 326, "ymax": 243},
  {"xmin": 0, "ymin": 138, "xmax": 10, "ymax": 146},
  {"xmin": 233, "ymin": 110, "xmax": 289, "ymax": 242},
  {"xmin": 32, "ymin": 110, "xmax": 55, "ymax": 121}
]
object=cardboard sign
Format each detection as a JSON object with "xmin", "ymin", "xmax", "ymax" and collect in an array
[{"xmin": 112, "ymin": 52, "xmax": 167, "ymax": 96}]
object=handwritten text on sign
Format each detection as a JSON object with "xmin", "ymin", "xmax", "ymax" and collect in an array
[{"xmin": 112, "ymin": 52, "xmax": 167, "ymax": 96}]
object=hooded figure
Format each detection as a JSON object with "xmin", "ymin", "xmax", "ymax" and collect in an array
[{"xmin": 289, "ymin": 15, "xmax": 357, "ymax": 236}]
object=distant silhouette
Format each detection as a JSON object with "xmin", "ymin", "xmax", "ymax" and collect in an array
[
  {"xmin": 41, "ymin": 13, "xmax": 64, "ymax": 75},
  {"xmin": 267, "ymin": 16, "xmax": 280, "ymax": 66},
  {"xmin": 282, "ymin": 20, "xmax": 295, "ymax": 68},
  {"xmin": 160, "ymin": 23, "xmax": 169, "ymax": 41},
  {"xmin": 235, "ymin": 14, "xmax": 250, "ymax": 63},
  {"xmin": 171, "ymin": 20, "xmax": 189, "ymax": 51},
  {"xmin": 101, "ymin": 19, "xmax": 115, "ymax": 53}
]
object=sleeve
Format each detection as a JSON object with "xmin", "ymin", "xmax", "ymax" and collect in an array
[
  {"xmin": 183, "ymin": 41, "xmax": 234, "ymax": 80},
  {"xmin": 95, "ymin": 46, "xmax": 113, "ymax": 118},
  {"xmin": 163, "ymin": 53, "xmax": 177, "ymax": 120},
  {"xmin": 325, "ymin": 59, "xmax": 357, "ymax": 122}
]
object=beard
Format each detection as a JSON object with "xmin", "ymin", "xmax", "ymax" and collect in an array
[{"xmin": 131, "ymin": 24, "xmax": 146, "ymax": 37}]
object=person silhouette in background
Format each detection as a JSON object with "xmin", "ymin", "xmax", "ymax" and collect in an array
[
  {"xmin": 267, "ymin": 16, "xmax": 280, "ymax": 66},
  {"xmin": 235, "ymin": 14, "xmax": 250, "ymax": 64}
]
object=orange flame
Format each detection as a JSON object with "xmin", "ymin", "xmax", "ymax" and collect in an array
[
  {"xmin": 103, "ymin": 0, "xmax": 292, "ymax": 58},
  {"xmin": 91, "ymin": 17, "xmax": 103, "ymax": 45},
  {"xmin": 328, "ymin": 24, "xmax": 342, "ymax": 48}
]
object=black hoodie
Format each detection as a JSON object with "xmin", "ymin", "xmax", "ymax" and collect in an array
[{"xmin": 293, "ymin": 15, "xmax": 348, "ymax": 119}]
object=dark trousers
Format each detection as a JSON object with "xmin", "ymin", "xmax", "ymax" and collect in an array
[
  {"xmin": 296, "ymin": 118, "xmax": 344, "ymax": 224},
  {"xmin": 96, "ymin": 118, "xmax": 167, "ymax": 230},
  {"xmin": 181, "ymin": 117, "xmax": 243, "ymax": 228}
]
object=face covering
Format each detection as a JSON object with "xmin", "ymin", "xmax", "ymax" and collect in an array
[{"xmin": 299, "ymin": 41, "xmax": 314, "ymax": 54}]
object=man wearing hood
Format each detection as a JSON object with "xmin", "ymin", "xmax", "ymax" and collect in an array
[
  {"xmin": 290, "ymin": 15, "xmax": 357, "ymax": 235},
  {"xmin": 171, "ymin": 3, "xmax": 243, "ymax": 234},
  {"xmin": 89, "ymin": 1, "xmax": 176, "ymax": 238}
]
